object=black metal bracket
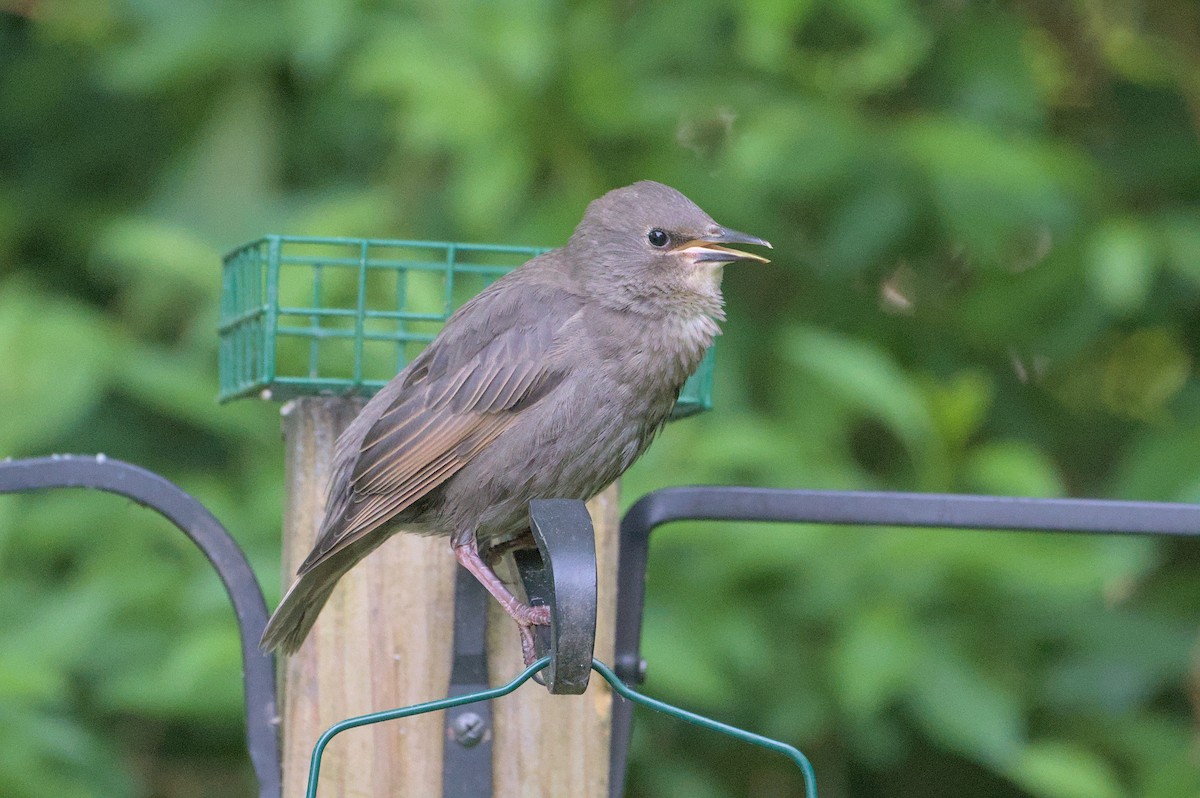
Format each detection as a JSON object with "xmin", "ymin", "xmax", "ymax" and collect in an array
[
  {"xmin": 516, "ymin": 499, "xmax": 598, "ymax": 695},
  {"xmin": 608, "ymin": 485, "xmax": 1200, "ymax": 797},
  {"xmin": 443, "ymin": 569, "xmax": 494, "ymax": 798},
  {"xmin": 442, "ymin": 499, "xmax": 597, "ymax": 798},
  {"xmin": 0, "ymin": 455, "xmax": 281, "ymax": 798}
]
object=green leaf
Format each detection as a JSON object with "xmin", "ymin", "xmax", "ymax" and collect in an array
[
  {"xmin": 785, "ymin": 326, "xmax": 936, "ymax": 464},
  {"xmin": 963, "ymin": 439, "xmax": 1066, "ymax": 497},
  {"xmin": 1087, "ymin": 218, "xmax": 1157, "ymax": 314},
  {"xmin": 926, "ymin": 370, "xmax": 995, "ymax": 449},
  {"xmin": 1005, "ymin": 741, "xmax": 1122, "ymax": 798},
  {"xmin": 1100, "ymin": 328, "xmax": 1190, "ymax": 420},
  {"xmin": 0, "ymin": 283, "xmax": 110, "ymax": 454},
  {"xmin": 907, "ymin": 649, "xmax": 1024, "ymax": 766},
  {"xmin": 830, "ymin": 605, "xmax": 919, "ymax": 719}
]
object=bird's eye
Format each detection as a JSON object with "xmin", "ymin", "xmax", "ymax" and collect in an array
[{"xmin": 647, "ymin": 228, "xmax": 669, "ymax": 248}]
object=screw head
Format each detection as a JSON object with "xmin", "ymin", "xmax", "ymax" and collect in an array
[{"xmin": 449, "ymin": 711, "xmax": 487, "ymax": 748}]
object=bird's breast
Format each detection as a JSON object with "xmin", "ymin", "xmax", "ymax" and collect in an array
[{"xmin": 441, "ymin": 310, "xmax": 718, "ymax": 541}]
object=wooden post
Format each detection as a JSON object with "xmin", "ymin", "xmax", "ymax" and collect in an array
[
  {"xmin": 488, "ymin": 485, "xmax": 619, "ymax": 797},
  {"xmin": 277, "ymin": 397, "xmax": 458, "ymax": 797},
  {"xmin": 276, "ymin": 397, "xmax": 618, "ymax": 797}
]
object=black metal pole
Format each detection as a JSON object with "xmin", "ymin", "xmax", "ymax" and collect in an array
[{"xmin": 609, "ymin": 485, "xmax": 1200, "ymax": 797}]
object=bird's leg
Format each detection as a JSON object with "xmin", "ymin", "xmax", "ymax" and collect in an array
[{"xmin": 453, "ymin": 538, "xmax": 550, "ymax": 666}]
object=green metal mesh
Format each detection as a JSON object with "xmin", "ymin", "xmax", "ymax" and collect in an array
[{"xmin": 219, "ymin": 235, "xmax": 714, "ymax": 418}]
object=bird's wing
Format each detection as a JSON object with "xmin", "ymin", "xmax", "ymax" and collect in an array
[{"xmin": 296, "ymin": 281, "xmax": 578, "ymax": 575}]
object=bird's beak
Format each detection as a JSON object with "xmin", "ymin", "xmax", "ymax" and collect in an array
[{"xmin": 673, "ymin": 226, "xmax": 772, "ymax": 264}]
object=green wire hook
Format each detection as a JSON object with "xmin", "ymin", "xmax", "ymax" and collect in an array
[{"xmin": 306, "ymin": 657, "xmax": 818, "ymax": 798}]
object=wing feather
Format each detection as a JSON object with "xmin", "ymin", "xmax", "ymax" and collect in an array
[{"xmin": 296, "ymin": 279, "xmax": 580, "ymax": 576}]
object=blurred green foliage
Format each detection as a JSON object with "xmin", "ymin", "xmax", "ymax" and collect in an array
[{"xmin": 2, "ymin": 1, "xmax": 1199, "ymax": 795}]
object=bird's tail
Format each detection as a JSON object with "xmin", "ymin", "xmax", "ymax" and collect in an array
[{"xmin": 259, "ymin": 559, "xmax": 350, "ymax": 654}]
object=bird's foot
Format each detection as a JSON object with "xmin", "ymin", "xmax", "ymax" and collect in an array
[
  {"xmin": 514, "ymin": 603, "xmax": 551, "ymax": 667},
  {"xmin": 452, "ymin": 538, "xmax": 552, "ymax": 667},
  {"xmin": 515, "ymin": 603, "xmax": 551, "ymax": 626}
]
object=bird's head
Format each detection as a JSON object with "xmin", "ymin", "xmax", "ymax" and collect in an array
[{"xmin": 565, "ymin": 181, "xmax": 771, "ymax": 316}]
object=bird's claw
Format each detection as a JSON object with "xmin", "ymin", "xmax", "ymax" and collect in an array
[
  {"xmin": 517, "ymin": 604, "xmax": 551, "ymax": 626},
  {"xmin": 515, "ymin": 603, "xmax": 550, "ymax": 667}
]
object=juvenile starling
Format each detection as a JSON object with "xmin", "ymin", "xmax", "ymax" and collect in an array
[{"xmin": 261, "ymin": 181, "xmax": 770, "ymax": 662}]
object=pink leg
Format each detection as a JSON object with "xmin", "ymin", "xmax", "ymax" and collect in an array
[{"xmin": 453, "ymin": 538, "xmax": 550, "ymax": 665}]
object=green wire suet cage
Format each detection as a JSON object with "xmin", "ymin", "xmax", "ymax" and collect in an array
[{"xmin": 219, "ymin": 235, "xmax": 714, "ymax": 417}]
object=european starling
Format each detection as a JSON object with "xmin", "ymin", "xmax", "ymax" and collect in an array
[{"xmin": 261, "ymin": 181, "xmax": 770, "ymax": 662}]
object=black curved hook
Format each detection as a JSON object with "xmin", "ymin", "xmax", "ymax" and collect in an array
[{"xmin": 0, "ymin": 455, "xmax": 281, "ymax": 798}]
